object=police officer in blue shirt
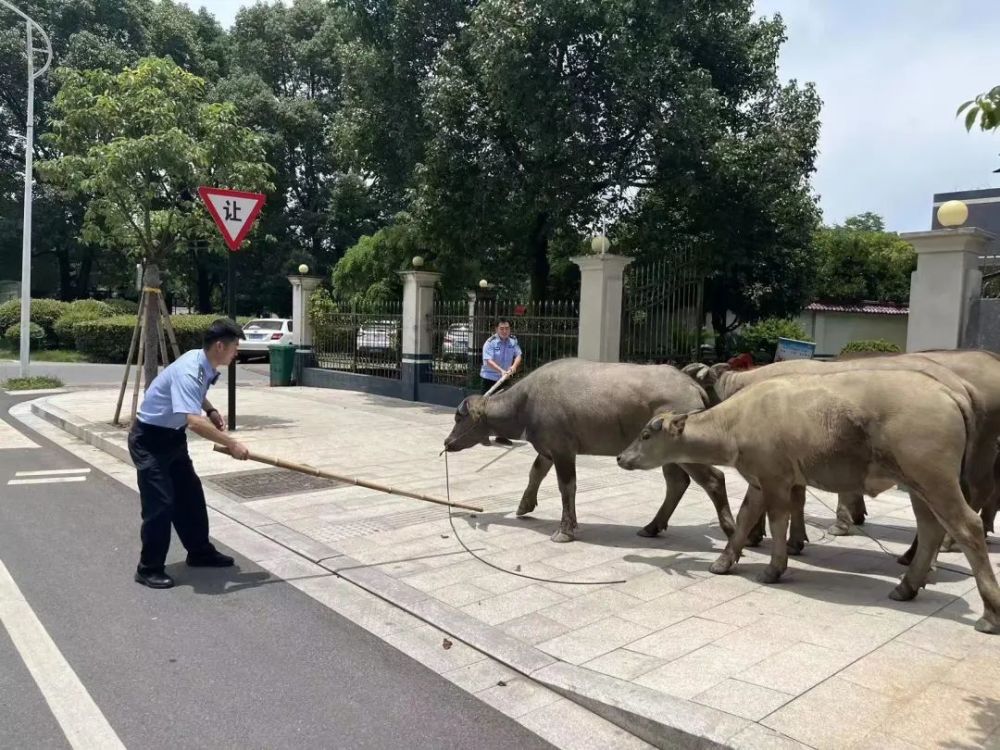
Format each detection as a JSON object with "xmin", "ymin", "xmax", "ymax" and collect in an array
[
  {"xmin": 480, "ymin": 318, "xmax": 523, "ymax": 445},
  {"xmin": 128, "ymin": 318, "xmax": 250, "ymax": 589}
]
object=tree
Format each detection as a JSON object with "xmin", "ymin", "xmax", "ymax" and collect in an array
[
  {"xmin": 38, "ymin": 57, "xmax": 272, "ymax": 387},
  {"xmin": 218, "ymin": 0, "xmax": 380, "ymax": 314},
  {"xmin": 348, "ymin": 0, "xmax": 822, "ymax": 311},
  {"xmin": 811, "ymin": 213, "xmax": 916, "ymax": 305},
  {"xmin": 958, "ymin": 84, "xmax": 1000, "ymax": 171}
]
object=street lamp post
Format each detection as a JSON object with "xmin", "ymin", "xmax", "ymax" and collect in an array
[{"xmin": 1, "ymin": 1, "xmax": 53, "ymax": 377}]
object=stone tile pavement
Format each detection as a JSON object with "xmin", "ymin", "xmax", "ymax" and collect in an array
[{"xmin": 24, "ymin": 384, "xmax": 1000, "ymax": 750}]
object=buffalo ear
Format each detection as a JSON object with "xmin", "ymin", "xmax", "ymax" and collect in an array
[
  {"xmin": 457, "ymin": 399, "xmax": 470, "ymax": 417},
  {"xmin": 705, "ymin": 363, "xmax": 730, "ymax": 384},
  {"xmin": 667, "ymin": 414, "xmax": 689, "ymax": 436}
]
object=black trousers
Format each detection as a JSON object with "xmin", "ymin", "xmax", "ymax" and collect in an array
[
  {"xmin": 128, "ymin": 420, "xmax": 214, "ymax": 574},
  {"xmin": 481, "ymin": 376, "xmax": 511, "ymax": 395}
]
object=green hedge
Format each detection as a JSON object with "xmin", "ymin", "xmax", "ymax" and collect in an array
[
  {"xmin": 0, "ymin": 299, "xmax": 69, "ymax": 346},
  {"xmin": 105, "ymin": 298, "xmax": 139, "ymax": 314},
  {"xmin": 840, "ymin": 339, "xmax": 902, "ymax": 355},
  {"xmin": 73, "ymin": 314, "xmax": 235, "ymax": 363},
  {"xmin": 734, "ymin": 318, "xmax": 811, "ymax": 362},
  {"xmin": 54, "ymin": 300, "xmax": 114, "ymax": 348},
  {"xmin": 4, "ymin": 322, "xmax": 46, "ymax": 350}
]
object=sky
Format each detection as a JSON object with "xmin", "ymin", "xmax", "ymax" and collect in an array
[{"xmin": 182, "ymin": 0, "xmax": 1000, "ymax": 233}]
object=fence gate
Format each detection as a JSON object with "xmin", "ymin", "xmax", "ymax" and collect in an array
[{"xmin": 620, "ymin": 249, "xmax": 704, "ymax": 364}]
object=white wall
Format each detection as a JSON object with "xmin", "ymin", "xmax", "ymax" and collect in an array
[{"xmin": 797, "ymin": 311, "xmax": 909, "ymax": 357}]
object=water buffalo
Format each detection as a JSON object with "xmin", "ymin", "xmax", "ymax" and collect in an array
[
  {"xmin": 442, "ymin": 358, "xmax": 735, "ymax": 543},
  {"xmin": 617, "ymin": 368, "xmax": 1000, "ymax": 634}
]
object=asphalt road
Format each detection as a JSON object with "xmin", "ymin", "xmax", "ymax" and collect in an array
[
  {"xmin": 0, "ymin": 360, "xmax": 272, "ymax": 388},
  {"xmin": 0, "ymin": 391, "xmax": 555, "ymax": 750}
]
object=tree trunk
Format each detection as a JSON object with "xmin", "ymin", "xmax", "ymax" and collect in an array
[
  {"xmin": 56, "ymin": 247, "xmax": 73, "ymax": 301},
  {"xmin": 528, "ymin": 213, "xmax": 550, "ymax": 302},
  {"xmin": 142, "ymin": 264, "xmax": 162, "ymax": 392},
  {"xmin": 196, "ymin": 262, "xmax": 213, "ymax": 313},
  {"xmin": 74, "ymin": 248, "xmax": 93, "ymax": 300}
]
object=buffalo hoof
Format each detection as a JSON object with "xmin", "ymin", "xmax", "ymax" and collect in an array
[
  {"xmin": 889, "ymin": 579, "xmax": 919, "ymax": 601},
  {"xmin": 515, "ymin": 498, "xmax": 537, "ymax": 517},
  {"xmin": 788, "ymin": 540, "xmax": 805, "ymax": 556},
  {"xmin": 974, "ymin": 616, "xmax": 1000, "ymax": 634},
  {"xmin": 709, "ymin": 558, "xmax": 733, "ymax": 575},
  {"xmin": 551, "ymin": 530, "xmax": 574, "ymax": 543},
  {"xmin": 755, "ymin": 566, "xmax": 782, "ymax": 584},
  {"xmin": 896, "ymin": 550, "xmax": 915, "ymax": 566},
  {"xmin": 637, "ymin": 524, "xmax": 661, "ymax": 538},
  {"xmin": 828, "ymin": 522, "xmax": 851, "ymax": 537}
]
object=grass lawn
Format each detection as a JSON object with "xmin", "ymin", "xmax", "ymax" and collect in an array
[
  {"xmin": 0, "ymin": 345, "xmax": 92, "ymax": 363},
  {"xmin": 2, "ymin": 375, "xmax": 64, "ymax": 391}
]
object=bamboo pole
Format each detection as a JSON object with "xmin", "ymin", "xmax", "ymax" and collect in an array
[
  {"xmin": 113, "ymin": 291, "xmax": 147, "ymax": 426},
  {"xmin": 157, "ymin": 294, "xmax": 181, "ymax": 359},
  {"xmin": 212, "ymin": 445, "xmax": 484, "ymax": 513},
  {"xmin": 129, "ymin": 312, "xmax": 147, "ymax": 424}
]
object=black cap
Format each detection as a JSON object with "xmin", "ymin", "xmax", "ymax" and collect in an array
[{"xmin": 203, "ymin": 317, "xmax": 246, "ymax": 347}]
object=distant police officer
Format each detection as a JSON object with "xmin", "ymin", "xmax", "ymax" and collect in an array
[
  {"xmin": 128, "ymin": 318, "xmax": 251, "ymax": 589},
  {"xmin": 480, "ymin": 318, "xmax": 523, "ymax": 445}
]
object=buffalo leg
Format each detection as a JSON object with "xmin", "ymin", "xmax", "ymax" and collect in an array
[
  {"xmin": 758, "ymin": 482, "xmax": 795, "ymax": 584},
  {"xmin": 891, "ymin": 493, "xmax": 943, "ymax": 601},
  {"xmin": 639, "ymin": 464, "xmax": 690, "ymax": 537},
  {"xmin": 550, "ymin": 457, "xmax": 578, "ymax": 543},
  {"xmin": 830, "ymin": 492, "xmax": 866, "ymax": 536},
  {"xmin": 788, "ymin": 485, "xmax": 809, "ymax": 556},
  {"xmin": 710, "ymin": 484, "xmax": 767, "ymax": 575},
  {"xmin": 517, "ymin": 454, "xmax": 553, "ymax": 516},
  {"xmin": 914, "ymin": 475, "xmax": 1000, "ymax": 634},
  {"xmin": 682, "ymin": 464, "xmax": 735, "ymax": 538}
]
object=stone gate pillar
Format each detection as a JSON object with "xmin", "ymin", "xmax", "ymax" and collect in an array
[
  {"xmin": 903, "ymin": 227, "xmax": 995, "ymax": 351},
  {"xmin": 399, "ymin": 269, "xmax": 441, "ymax": 400},
  {"xmin": 571, "ymin": 254, "xmax": 633, "ymax": 362}
]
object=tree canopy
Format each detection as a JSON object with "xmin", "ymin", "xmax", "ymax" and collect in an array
[{"xmin": 2, "ymin": 0, "xmax": 827, "ymax": 337}]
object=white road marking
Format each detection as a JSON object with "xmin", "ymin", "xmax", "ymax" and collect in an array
[
  {"xmin": 15, "ymin": 469, "xmax": 91, "ymax": 477},
  {"xmin": 0, "ymin": 559, "xmax": 126, "ymax": 749},
  {"xmin": 8, "ymin": 476, "xmax": 88, "ymax": 486},
  {"xmin": 0, "ymin": 419, "xmax": 39, "ymax": 450}
]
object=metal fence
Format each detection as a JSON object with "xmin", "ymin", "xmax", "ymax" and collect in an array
[
  {"xmin": 621, "ymin": 250, "xmax": 705, "ymax": 365},
  {"xmin": 473, "ymin": 298, "xmax": 579, "ymax": 376},
  {"xmin": 429, "ymin": 297, "xmax": 579, "ymax": 389},
  {"xmin": 313, "ymin": 300, "xmax": 403, "ymax": 379},
  {"xmin": 429, "ymin": 299, "xmax": 474, "ymax": 387}
]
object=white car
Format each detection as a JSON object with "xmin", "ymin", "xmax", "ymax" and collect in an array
[
  {"xmin": 240, "ymin": 318, "xmax": 293, "ymax": 361},
  {"xmin": 356, "ymin": 319, "xmax": 400, "ymax": 354}
]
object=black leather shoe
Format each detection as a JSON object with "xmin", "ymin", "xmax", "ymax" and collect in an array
[
  {"xmin": 186, "ymin": 550, "xmax": 235, "ymax": 567},
  {"xmin": 134, "ymin": 570, "xmax": 175, "ymax": 589},
  {"xmin": 494, "ymin": 436, "xmax": 513, "ymax": 445}
]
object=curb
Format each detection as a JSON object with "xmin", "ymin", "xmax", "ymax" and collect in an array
[{"xmin": 29, "ymin": 395, "xmax": 803, "ymax": 750}]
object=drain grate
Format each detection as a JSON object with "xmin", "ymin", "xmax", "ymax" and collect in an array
[{"xmin": 206, "ymin": 468, "xmax": 346, "ymax": 500}]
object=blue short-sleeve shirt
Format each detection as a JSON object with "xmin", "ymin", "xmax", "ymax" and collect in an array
[
  {"xmin": 480, "ymin": 334, "xmax": 522, "ymax": 381},
  {"xmin": 137, "ymin": 349, "xmax": 218, "ymax": 430}
]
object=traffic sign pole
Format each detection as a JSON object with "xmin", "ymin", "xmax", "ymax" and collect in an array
[{"xmin": 197, "ymin": 186, "xmax": 266, "ymax": 435}]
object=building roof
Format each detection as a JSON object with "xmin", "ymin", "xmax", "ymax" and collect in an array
[{"xmin": 805, "ymin": 302, "xmax": 909, "ymax": 316}]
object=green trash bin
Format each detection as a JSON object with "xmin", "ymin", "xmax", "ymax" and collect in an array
[{"xmin": 269, "ymin": 344, "xmax": 296, "ymax": 386}]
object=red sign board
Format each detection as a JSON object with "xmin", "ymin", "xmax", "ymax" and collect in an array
[{"xmin": 198, "ymin": 187, "xmax": 266, "ymax": 252}]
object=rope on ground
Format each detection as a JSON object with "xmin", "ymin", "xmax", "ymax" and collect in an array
[
  {"xmin": 804, "ymin": 488, "xmax": 974, "ymax": 579},
  {"xmin": 443, "ymin": 450, "xmax": 626, "ymax": 585}
]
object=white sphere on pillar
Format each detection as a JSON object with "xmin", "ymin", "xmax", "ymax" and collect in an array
[
  {"xmin": 479, "ymin": 279, "xmax": 489, "ymax": 288},
  {"xmin": 591, "ymin": 234, "xmax": 611, "ymax": 254},
  {"xmin": 298, "ymin": 263, "xmax": 309, "ymax": 274},
  {"xmin": 937, "ymin": 200, "xmax": 969, "ymax": 228},
  {"xmin": 412, "ymin": 255, "xmax": 424, "ymax": 268}
]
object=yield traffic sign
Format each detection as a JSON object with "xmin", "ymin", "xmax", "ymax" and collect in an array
[{"xmin": 197, "ymin": 187, "xmax": 266, "ymax": 252}]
